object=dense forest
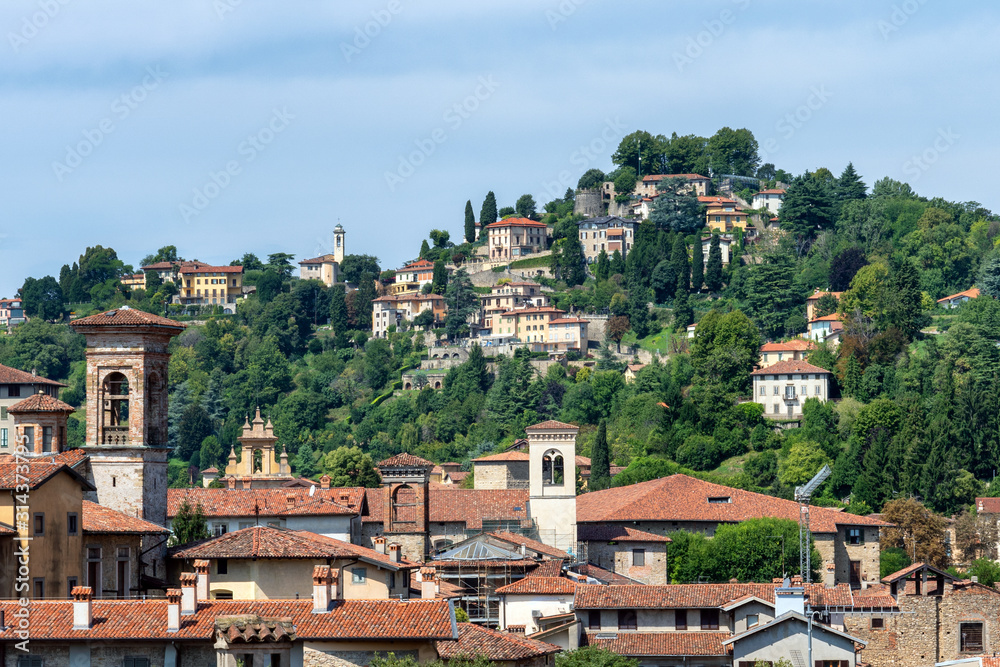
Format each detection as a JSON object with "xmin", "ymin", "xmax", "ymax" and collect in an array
[{"xmin": 8, "ymin": 126, "xmax": 1000, "ymax": 542}]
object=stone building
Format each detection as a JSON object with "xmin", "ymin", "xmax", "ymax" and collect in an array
[
  {"xmin": 485, "ymin": 218, "xmax": 549, "ymax": 261},
  {"xmin": 576, "ymin": 216, "xmax": 638, "ymax": 264},
  {"xmin": 298, "ymin": 224, "xmax": 346, "ymax": 287},
  {"xmin": 576, "ymin": 525, "xmax": 671, "ymax": 586},
  {"xmin": 750, "ymin": 358, "xmax": 833, "ymax": 420},
  {"xmin": 7, "ymin": 391, "xmax": 75, "ymax": 456},
  {"xmin": 70, "ymin": 306, "xmax": 184, "ymax": 580},
  {"xmin": 0, "ymin": 363, "xmax": 65, "ymax": 452}
]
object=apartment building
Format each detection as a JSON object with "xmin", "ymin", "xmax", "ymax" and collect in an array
[
  {"xmin": 577, "ymin": 216, "xmax": 638, "ymax": 264},
  {"xmin": 371, "ymin": 293, "xmax": 446, "ymax": 337},
  {"xmin": 750, "ymin": 359, "xmax": 832, "ymax": 420},
  {"xmin": 485, "ymin": 218, "xmax": 549, "ymax": 261},
  {"xmin": 176, "ymin": 263, "xmax": 244, "ymax": 313}
]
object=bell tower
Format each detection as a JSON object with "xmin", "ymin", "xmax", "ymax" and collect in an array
[
  {"xmin": 527, "ymin": 420, "xmax": 579, "ymax": 556},
  {"xmin": 71, "ymin": 306, "xmax": 184, "ymax": 526},
  {"xmin": 333, "ymin": 223, "xmax": 346, "ymax": 264}
]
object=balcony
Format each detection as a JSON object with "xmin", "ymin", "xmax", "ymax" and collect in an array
[{"xmin": 102, "ymin": 427, "xmax": 130, "ymax": 445}]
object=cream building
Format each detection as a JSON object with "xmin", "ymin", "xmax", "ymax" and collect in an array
[
  {"xmin": 577, "ymin": 216, "xmax": 638, "ymax": 264},
  {"xmin": 750, "ymin": 359, "xmax": 832, "ymax": 419}
]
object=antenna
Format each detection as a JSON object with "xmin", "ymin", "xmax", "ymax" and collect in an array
[{"xmin": 795, "ymin": 464, "xmax": 831, "ymax": 583}]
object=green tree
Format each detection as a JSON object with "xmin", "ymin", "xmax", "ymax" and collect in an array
[
  {"xmin": 705, "ymin": 234, "xmax": 723, "ymax": 292},
  {"xmin": 293, "ymin": 440, "xmax": 319, "ymax": 478},
  {"xmin": 673, "ymin": 280, "xmax": 693, "ymax": 329},
  {"xmin": 979, "ymin": 255, "xmax": 1000, "ymax": 300},
  {"xmin": 431, "ymin": 260, "xmax": 448, "ymax": 295},
  {"xmin": 557, "ymin": 648, "xmax": 638, "ymax": 667},
  {"xmin": 255, "ymin": 269, "xmax": 284, "ymax": 303},
  {"xmin": 706, "ymin": 127, "xmax": 759, "ymax": 177},
  {"xmin": 364, "ymin": 337, "xmax": 394, "ymax": 389},
  {"xmin": 170, "ymin": 500, "xmax": 210, "ymax": 545},
  {"xmin": 690, "ymin": 309, "xmax": 762, "ymax": 395},
  {"xmin": 594, "ymin": 249, "xmax": 610, "ymax": 281},
  {"xmin": 339, "ymin": 255, "xmax": 382, "ymax": 284},
  {"xmin": 464, "ymin": 200, "xmax": 476, "ymax": 243},
  {"xmin": 670, "ymin": 236, "xmax": 690, "ymax": 292},
  {"xmin": 610, "ymin": 250, "xmax": 625, "ymax": 277},
  {"xmin": 880, "ymin": 497, "xmax": 949, "ymax": 567},
  {"xmin": 612, "ymin": 130, "xmax": 668, "ymax": 175},
  {"xmin": 198, "ymin": 435, "xmax": 223, "ymax": 471},
  {"xmin": 589, "ymin": 420, "xmax": 612, "ymax": 491},
  {"xmin": 835, "ymin": 162, "xmax": 867, "ymax": 204},
  {"xmin": 419, "ymin": 240, "xmax": 431, "ymax": 259},
  {"xmin": 20, "ymin": 276, "xmax": 65, "ymax": 321},
  {"xmin": 664, "ymin": 132, "xmax": 710, "ymax": 175},
  {"xmin": 612, "ymin": 166, "xmax": 638, "ymax": 200},
  {"xmin": 628, "ymin": 287, "xmax": 651, "ymax": 338},
  {"xmin": 742, "ymin": 259, "xmax": 801, "ymax": 340},
  {"xmin": 779, "ymin": 441, "xmax": 832, "ymax": 487},
  {"xmin": 880, "ymin": 547, "xmax": 911, "ymax": 579},
  {"xmin": 779, "ymin": 173, "xmax": 836, "ymax": 247},
  {"xmin": 321, "ymin": 446, "xmax": 381, "ymax": 487},
  {"xmin": 429, "ymin": 229, "xmax": 451, "ymax": 249},
  {"xmin": 178, "ymin": 404, "xmax": 213, "ymax": 463},
  {"xmin": 232, "ymin": 252, "xmax": 264, "ymax": 271},
  {"xmin": 691, "ymin": 240, "xmax": 704, "ymax": 292},
  {"xmin": 354, "ymin": 272, "xmax": 378, "ymax": 330},
  {"xmin": 139, "ymin": 245, "xmax": 181, "ymax": 267},
  {"xmin": 515, "ymin": 194, "xmax": 537, "ymax": 219},
  {"xmin": 480, "ymin": 191, "xmax": 498, "ymax": 227},
  {"xmin": 710, "ymin": 517, "xmax": 817, "ymax": 582},
  {"xmin": 330, "ymin": 284, "xmax": 349, "ymax": 335},
  {"xmin": 553, "ymin": 234, "xmax": 586, "ymax": 287},
  {"xmin": 445, "ymin": 268, "xmax": 478, "ymax": 338},
  {"xmin": 577, "ymin": 168, "xmax": 606, "ymax": 190},
  {"xmin": 649, "ymin": 177, "xmax": 701, "ymax": 233}
]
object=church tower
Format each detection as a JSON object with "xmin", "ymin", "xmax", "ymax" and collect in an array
[
  {"xmin": 70, "ymin": 306, "xmax": 184, "ymax": 527},
  {"xmin": 527, "ymin": 420, "xmax": 579, "ymax": 556},
  {"xmin": 376, "ymin": 453, "xmax": 433, "ymax": 563},
  {"xmin": 333, "ymin": 223, "xmax": 346, "ymax": 264}
]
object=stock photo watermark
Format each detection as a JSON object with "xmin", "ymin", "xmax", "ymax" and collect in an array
[
  {"xmin": 537, "ymin": 117, "xmax": 627, "ymax": 203},
  {"xmin": 341, "ymin": 0, "xmax": 403, "ymax": 62},
  {"xmin": 546, "ymin": 0, "xmax": 588, "ymax": 30},
  {"xmin": 8, "ymin": 0, "xmax": 71, "ymax": 53},
  {"xmin": 674, "ymin": 0, "xmax": 751, "ymax": 72},
  {"xmin": 51, "ymin": 66, "xmax": 168, "ymax": 182},
  {"xmin": 902, "ymin": 127, "xmax": 958, "ymax": 181},
  {"xmin": 877, "ymin": 0, "xmax": 930, "ymax": 39},
  {"xmin": 179, "ymin": 107, "xmax": 294, "ymax": 222},
  {"xmin": 758, "ymin": 85, "xmax": 833, "ymax": 164},
  {"xmin": 384, "ymin": 75, "xmax": 500, "ymax": 192},
  {"xmin": 13, "ymin": 431, "xmax": 31, "ymax": 652}
]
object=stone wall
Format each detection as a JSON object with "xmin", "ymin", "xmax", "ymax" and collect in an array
[
  {"xmin": 585, "ymin": 541, "xmax": 669, "ymax": 585},
  {"xmin": 473, "ymin": 461, "xmax": 529, "ymax": 490}
]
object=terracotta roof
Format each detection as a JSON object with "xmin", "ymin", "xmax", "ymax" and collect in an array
[
  {"xmin": 572, "ymin": 563, "xmax": 643, "ymax": 586},
  {"xmin": 177, "ymin": 264, "xmax": 243, "ymax": 274},
  {"xmin": 71, "ymin": 306, "xmax": 185, "ymax": 331},
  {"xmin": 576, "ymin": 474, "xmax": 888, "ymax": 533},
  {"xmin": 809, "ymin": 313, "xmax": 843, "ymax": 323},
  {"xmin": 548, "ymin": 318, "xmax": 588, "ymax": 324},
  {"xmin": 529, "ymin": 560, "xmax": 565, "ymax": 578},
  {"xmin": 361, "ymin": 487, "xmax": 531, "ymax": 529},
  {"xmin": 373, "ymin": 294, "xmax": 446, "ymax": 303},
  {"xmin": 937, "ymin": 287, "xmax": 981, "ymax": 303},
  {"xmin": 495, "ymin": 577, "xmax": 579, "ymax": 595},
  {"xmin": 52, "ymin": 448, "xmax": 88, "ymax": 468},
  {"xmin": 0, "ymin": 364, "xmax": 65, "ymax": 387},
  {"xmin": 438, "ymin": 623, "xmax": 561, "ymax": 660},
  {"xmin": 499, "ymin": 306, "xmax": 565, "ymax": 317},
  {"xmin": 484, "ymin": 218, "xmax": 548, "ymax": 229},
  {"xmin": 586, "ymin": 631, "xmax": 730, "ymax": 657},
  {"xmin": 474, "ymin": 451, "xmax": 529, "ymax": 462},
  {"xmin": 644, "ymin": 174, "xmax": 709, "ymax": 182},
  {"xmin": 525, "ymin": 420, "xmax": 579, "ymax": 431},
  {"xmin": 82, "ymin": 501, "xmax": 169, "ymax": 535},
  {"xmin": 578, "ymin": 525, "xmax": 671, "ymax": 543},
  {"xmin": 167, "ymin": 488, "xmax": 362, "ymax": 519},
  {"xmin": 760, "ymin": 340, "xmax": 816, "ymax": 352},
  {"xmin": 377, "ymin": 453, "xmax": 434, "ymax": 468},
  {"xmin": 978, "ymin": 498, "xmax": 1000, "ymax": 513},
  {"xmin": 170, "ymin": 526, "xmax": 415, "ymax": 568},
  {"xmin": 880, "ymin": 562, "xmax": 956, "ymax": 584},
  {"xmin": 490, "ymin": 531, "xmax": 571, "ymax": 560},
  {"xmin": 0, "ymin": 460, "xmax": 93, "ymax": 491},
  {"xmin": 0, "ymin": 599, "xmax": 455, "ymax": 641},
  {"xmin": 750, "ymin": 359, "xmax": 832, "ymax": 376},
  {"xmin": 299, "ymin": 254, "xmax": 338, "ymax": 265},
  {"xmin": 7, "ymin": 392, "xmax": 75, "ymax": 414},
  {"xmin": 755, "ymin": 189, "xmax": 786, "ymax": 195},
  {"xmin": 400, "ymin": 259, "xmax": 436, "ymax": 270},
  {"xmin": 445, "ymin": 471, "xmax": 469, "ymax": 483},
  {"xmin": 806, "ymin": 290, "xmax": 843, "ymax": 301}
]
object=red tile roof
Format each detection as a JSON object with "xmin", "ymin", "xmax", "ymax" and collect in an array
[
  {"xmin": 750, "ymin": 359, "xmax": 832, "ymax": 376},
  {"xmin": 548, "ymin": 318, "xmax": 588, "ymax": 324},
  {"xmin": 490, "ymin": 532, "xmax": 571, "ymax": 560},
  {"xmin": 495, "ymin": 577, "xmax": 579, "ymax": 595},
  {"xmin": 978, "ymin": 497, "xmax": 1000, "ymax": 513},
  {"xmin": 586, "ymin": 631, "xmax": 730, "ymax": 657},
  {"xmin": 474, "ymin": 451, "xmax": 529, "ymax": 462},
  {"xmin": 0, "ymin": 364, "xmax": 66, "ymax": 387},
  {"xmin": 438, "ymin": 623, "xmax": 561, "ymax": 660},
  {"xmin": 756, "ymin": 189, "xmax": 786, "ymax": 195},
  {"xmin": 361, "ymin": 487, "xmax": 532, "ymax": 529},
  {"xmin": 170, "ymin": 526, "xmax": 415, "ymax": 568},
  {"xmin": 52, "ymin": 448, "xmax": 88, "ymax": 468},
  {"xmin": 809, "ymin": 313, "xmax": 843, "ymax": 323},
  {"xmin": 0, "ymin": 599, "xmax": 455, "ymax": 641},
  {"xmin": 937, "ymin": 287, "xmax": 981, "ymax": 303},
  {"xmin": 484, "ymin": 218, "xmax": 548, "ymax": 229},
  {"xmin": 760, "ymin": 340, "xmax": 816, "ymax": 353},
  {"xmin": 0, "ymin": 459, "xmax": 92, "ymax": 491},
  {"xmin": 177, "ymin": 264, "xmax": 243, "ymax": 274},
  {"xmin": 526, "ymin": 420, "xmax": 579, "ymax": 431},
  {"xmin": 644, "ymin": 174, "xmax": 710, "ymax": 182},
  {"xmin": 167, "ymin": 488, "xmax": 362, "ymax": 519},
  {"xmin": 71, "ymin": 306, "xmax": 185, "ymax": 331},
  {"xmin": 7, "ymin": 392, "xmax": 75, "ymax": 414},
  {"xmin": 806, "ymin": 290, "xmax": 844, "ymax": 301},
  {"xmin": 578, "ymin": 525, "xmax": 671, "ymax": 543},
  {"xmin": 378, "ymin": 453, "xmax": 434, "ymax": 468},
  {"xmin": 82, "ymin": 501, "xmax": 169, "ymax": 535},
  {"xmin": 529, "ymin": 560, "xmax": 565, "ymax": 578},
  {"xmin": 571, "ymin": 563, "xmax": 641, "ymax": 586},
  {"xmin": 576, "ymin": 474, "xmax": 888, "ymax": 533},
  {"xmin": 298, "ymin": 254, "xmax": 338, "ymax": 265}
]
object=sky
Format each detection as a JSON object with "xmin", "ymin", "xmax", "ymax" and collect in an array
[{"xmin": 1, "ymin": 0, "xmax": 998, "ymax": 297}]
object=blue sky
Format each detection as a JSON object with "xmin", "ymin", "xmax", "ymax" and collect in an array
[{"xmin": 2, "ymin": 0, "xmax": 998, "ymax": 296}]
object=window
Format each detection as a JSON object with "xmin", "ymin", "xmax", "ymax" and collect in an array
[
  {"xmin": 67, "ymin": 513, "xmax": 78, "ymax": 536},
  {"xmin": 617, "ymin": 609, "xmax": 637, "ymax": 630},
  {"xmin": 33, "ymin": 578, "xmax": 44, "ymax": 599},
  {"xmin": 42, "ymin": 426, "xmax": 52, "ymax": 452},
  {"xmin": 588, "ymin": 610, "xmax": 601, "ymax": 629},
  {"xmin": 961, "ymin": 622, "xmax": 983, "ymax": 652},
  {"xmin": 632, "ymin": 549, "xmax": 645, "ymax": 566},
  {"xmin": 388, "ymin": 572, "xmax": 396, "ymax": 589},
  {"xmin": 773, "ymin": 385, "xmax": 779, "ymax": 395},
  {"xmin": 773, "ymin": 403, "xmax": 780, "ymax": 414},
  {"xmin": 24, "ymin": 426, "xmax": 34, "ymax": 450},
  {"xmin": 0, "ymin": 428, "xmax": 5, "ymax": 447},
  {"xmin": 746, "ymin": 613, "xmax": 759, "ymax": 627},
  {"xmin": 213, "ymin": 524, "xmax": 228, "ymax": 537},
  {"xmin": 17, "ymin": 658, "xmax": 43, "ymax": 667},
  {"xmin": 701, "ymin": 608, "xmax": 720, "ymax": 629},
  {"xmin": 815, "ymin": 385, "xmax": 821, "ymax": 395},
  {"xmin": 33, "ymin": 513, "xmax": 44, "ymax": 536},
  {"xmin": 352, "ymin": 568, "xmax": 367, "ymax": 584},
  {"xmin": 214, "ymin": 590, "xmax": 234, "ymax": 600},
  {"xmin": 848, "ymin": 528, "xmax": 864, "ymax": 545},
  {"xmin": 67, "ymin": 577, "xmax": 78, "ymax": 597},
  {"xmin": 8, "ymin": 385, "xmax": 20, "ymax": 398},
  {"xmin": 871, "ymin": 617, "xmax": 884, "ymax": 629},
  {"xmin": 675, "ymin": 609, "xmax": 687, "ymax": 630},
  {"xmin": 123, "ymin": 658, "xmax": 151, "ymax": 667},
  {"xmin": 784, "ymin": 386, "xmax": 796, "ymax": 399},
  {"xmin": 759, "ymin": 386, "xmax": 766, "ymax": 396}
]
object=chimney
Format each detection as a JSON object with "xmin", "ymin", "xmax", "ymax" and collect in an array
[
  {"xmin": 227, "ymin": 476, "xmax": 236, "ymax": 490},
  {"xmin": 241, "ymin": 477, "xmax": 252, "ymax": 490},
  {"xmin": 286, "ymin": 494, "xmax": 296, "ymax": 510},
  {"xmin": 312, "ymin": 566, "xmax": 332, "ymax": 613},
  {"xmin": 166, "ymin": 589, "xmax": 182, "ymax": 633},
  {"xmin": 194, "ymin": 560, "xmax": 210, "ymax": 600},
  {"xmin": 420, "ymin": 567, "xmax": 437, "ymax": 600},
  {"xmin": 373, "ymin": 536, "xmax": 387, "ymax": 555},
  {"xmin": 321, "ymin": 474, "xmax": 331, "ymax": 490},
  {"xmin": 71, "ymin": 586, "xmax": 93, "ymax": 630},
  {"xmin": 180, "ymin": 572, "xmax": 198, "ymax": 615},
  {"xmin": 388, "ymin": 543, "xmax": 402, "ymax": 563},
  {"xmin": 775, "ymin": 579, "xmax": 805, "ymax": 617}
]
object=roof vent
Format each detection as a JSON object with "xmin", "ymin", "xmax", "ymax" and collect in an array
[{"xmin": 708, "ymin": 496, "xmax": 731, "ymax": 504}]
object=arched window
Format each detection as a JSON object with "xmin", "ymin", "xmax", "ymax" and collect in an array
[
  {"xmin": 392, "ymin": 484, "xmax": 417, "ymax": 524},
  {"xmin": 102, "ymin": 372, "xmax": 130, "ymax": 444},
  {"xmin": 542, "ymin": 450, "xmax": 565, "ymax": 485}
]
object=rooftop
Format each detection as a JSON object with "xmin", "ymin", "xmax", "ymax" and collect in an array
[
  {"xmin": 937, "ymin": 287, "xmax": 981, "ymax": 303},
  {"xmin": 0, "ymin": 364, "xmax": 66, "ymax": 387},
  {"xmin": 167, "ymin": 488, "xmax": 362, "ymax": 519},
  {"xmin": 83, "ymin": 500, "xmax": 169, "ymax": 535},
  {"xmin": 578, "ymin": 524, "xmax": 671, "ymax": 543},
  {"xmin": 7, "ymin": 392, "xmax": 75, "ymax": 413},
  {"xmin": 437, "ymin": 623, "xmax": 561, "ymax": 660},
  {"xmin": 71, "ymin": 306, "xmax": 185, "ymax": 331},
  {"xmin": 484, "ymin": 217, "xmax": 548, "ymax": 229},
  {"xmin": 495, "ymin": 576, "xmax": 580, "ymax": 596},
  {"xmin": 760, "ymin": 339, "xmax": 816, "ymax": 353},
  {"xmin": 750, "ymin": 359, "xmax": 832, "ymax": 376},
  {"xmin": 586, "ymin": 631, "xmax": 730, "ymax": 657},
  {"xmin": 377, "ymin": 452, "xmax": 434, "ymax": 468}
]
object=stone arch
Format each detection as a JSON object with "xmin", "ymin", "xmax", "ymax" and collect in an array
[
  {"xmin": 542, "ymin": 449, "xmax": 565, "ymax": 485},
  {"xmin": 433, "ymin": 381, "xmax": 442, "ymax": 389},
  {"xmin": 403, "ymin": 382, "xmax": 412, "ymax": 391},
  {"xmin": 392, "ymin": 484, "xmax": 417, "ymax": 523},
  {"xmin": 102, "ymin": 372, "xmax": 130, "ymax": 444}
]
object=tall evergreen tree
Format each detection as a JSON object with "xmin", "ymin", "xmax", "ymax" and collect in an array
[
  {"xmin": 628, "ymin": 287, "xmax": 651, "ymax": 338},
  {"xmin": 480, "ymin": 191, "xmax": 498, "ymax": 227},
  {"xmin": 779, "ymin": 173, "xmax": 837, "ymax": 244},
  {"xmin": 294, "ymin": 441, "xmax": 319, "ymax": 478},
  {"xmin": 330, "ymin": 284, "xmax": 349, "ymax": 334},
  {"xmin": 556, "ymin": 235, "xmax": 587, "ymax": 287},
  {"xmin": 431, "ymin": 259, "xmax": 448, "ymax": 295},
  {"xmin": 590, "ymin": 420, "xmax": 612, "ymax": 491},
  {"xmin": 354, "ymin": 272, "xmax": 377, "ymax": 330},
  {"xmin": 464, "ymin": 200, "xmax": 476, "ymax": 243},
  {"xmin": 670, "ymin": 236, "xmax": 690, "ymax": 293},
  {"xmin": 835, "ymin": 162, "xmax": 868, "ymax": 204},
  {"xmin": 673, "ymin": 278, "xmax": 694, "ymax": 329},
  {"xmin": 691, "ymin": 239, "xmax": 704, "ymax": 292},
  {"xmin": 172, "ymin": 500, "xmax": 210, "ymax": 545},
  {"xmin": 651, "ymin": 260, "xmax": 678, "ymax": 303},
  {"xmin": 595, "ymin": 249, "xmax": 610, "ymax": 282},
  {"xmin": 883, "ymin": 259, "xmax": 924, "ymax": 340},
  {"xmin": 705, "ymin": 234, "xmax": 723, "ymax": 292},
  {"xmin": 444, "ymin": 268, "xmax": 478, "ymax": 338},
  {"xmin": 419, "ymin": 239, "xmax": 431, "ymax": 259},
  {"xmin": 610, "ymin": 250, "xmax": 625, "ymax": 277},
  {"xmin": 843, "ymin": 354, "xmax": 862, "ymax": 398}
]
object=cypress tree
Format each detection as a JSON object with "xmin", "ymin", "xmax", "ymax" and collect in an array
[
  {"xmin": 464, "ymin": 200, "xmax": 476, "ymax": 243},
  {"xmin": 835, "ymin": 162, "xmax": 867, "ymax": 204},
  {"xmin": 432, "ymin": 259, "xmax": 448, "ymax": 295},
  {"xmin": 610, "ymin": 250, "xmax": 625, "ymax": 277},
  {"xmin": 843, "ymin": 354, "xmax": 862, "ymax": 398},
  {"xmin": 330, "ymin": 284, "xmax": 348, "ymax": 335},
  {"xmin": 480, "ymin": 191, "xmax": 498, "ymax": 227},
  {"xmin": 590, "ymin": 420, "xmax": 611, "ymax": 491},
  {"xmin": 673, "ymin": 278, "xmax": 693, "ymax": 329},
  {"xmin": 595, "ymin": 249, "xmax": 610, "ymax": 282},
  {"xmin": 691, "ymin": 237, "xmax": 704, "ymax": 292},
  {"xmin": 705, "ymin": 234, "xmax": 723, "ymax": 292},
  {"xmin": 354, "ymin": 272, "xmax": 377, "ymax": 330},
  {"xmin": 670, "ymin": 236, "xmax": 690, "ymax": 293},
  {"xmin": 419, "ymin": 239, "xmax": 431, "ymax": 259}
]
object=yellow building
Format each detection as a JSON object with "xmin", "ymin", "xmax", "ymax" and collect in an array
[
  {"xmin": 176, "ymin": 262, "xmax": 244, "ymax": 313},
  {"xmin": 706, "ymin": 203, "xmax": 748, "ymax": 232},
  {"xmin": 169, "ymin": 525, "xmax": 416, "ymax": 600}
]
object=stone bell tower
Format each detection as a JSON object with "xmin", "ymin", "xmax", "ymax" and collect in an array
[
  {"xmin": 333, "ymin": 223, "xmax": 346, "ymax": 264},
  {"xmin": 70, "ymin": 306, "xmax": 184, "ymax": 526},
  {"xmin": 528, "ymin": 420, "xmax": 579, "ymax": 556},
  {"xmin": 222, "ymin": 408, "xmax": 293, "ymax": 489}
]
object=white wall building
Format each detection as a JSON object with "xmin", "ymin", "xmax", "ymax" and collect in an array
[
  {"xmin": 751, "ymin": 189, "xmax": 786, "ymax": 214},
  {"xmin": 750, "ymin": 359, "xmax": 832, "ymax": 420}
]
